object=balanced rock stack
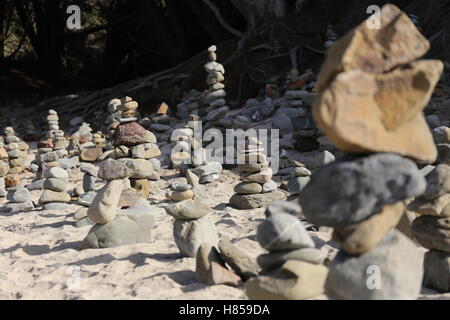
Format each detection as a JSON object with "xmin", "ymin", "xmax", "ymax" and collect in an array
[
  {"xmin": 109, "ymin": 97, "xmax": 161, "ymax": 199},
  {"xmin": 2, "ymin": 186, "xmax": 34, "ymax": 214},
  {"xmin": 408, "ymin": 164, "xmax": 450, "ymax": 292},
  {"xmin": 105, "ymin": 98, "xmax": 122, "ymax": 138},
  {"xmin": 4, "ymin": 127, "xmax": 29, "ymax": 174},
  {"xmin": 0, "ymin": 136, "xmax": 8, "ymax": 196},
  {"xmin": 201, "ymin": 45, "xmax": 229, "ymax": 127},
  {"xmin": 300, "ymin": 4, "xmax": 443, "ymax": 299},
  {"xmin": 38, "ymin": 167, "xmax": 71, "ymax": 210},
  {"xmin": 77, "ymin": 164, "xmax": 98, "ymax": 207},
  {"xmin": 81, "ymin": 158, "xmax": 157, "ymax": 249},
  {"xmin": 45, "ymin": 110, "xmax": 68, "ymax": 155},
  {"xmin": 165, "ymin": 196, "xmax": 218, "ymax": 258},
  {"xmin": 166, "ymin": 181, "xmax": 194, "ymax": 202},
  {"xmin": 246, "ymin": 202, "xmax": 327, "ymax": 300},
  {"xmin": 230, "ymin": 136, "xmax": 284, "ymax": 210},
  {"xmin": 70, "ymin": 122, "xmax": 94, "ymax": 156}
]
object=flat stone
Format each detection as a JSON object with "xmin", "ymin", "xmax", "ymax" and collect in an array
[
  {"xmin": 243, "ymin": 169, "xmax": 273, "ymax": 184},
  {"xmin": 43, "ymin": 167, "xmax": 68, "ymax": 180},
  {"xmin": 325, "ymin": 229, "xmax": 424, "ymax": 300},
  {"xmin": 39, "ymin": 190, "xmax": 70, "ymax": 204},
  {"xmin": 234, "ymin": 182, "xmax": 262, "ymax": 195},
  {"xmin": 411, "ymin": 216, "xmax": 450, "ymax": 252},
  {"xmin": 6, "ymin": 187, "xmax": 30, "ymax": 203},
  {"xmin": 299, "ymin": 153, "xmax": 426, "ymax": 228},
  {"xmin": 43, "ymin": 178, "xmax": 67, "ymax": 192},
  {"xmin": 78, "ymin": 191, "xmax": 97, "ymax": 207},
  {"xmin": 245, "ymin": 260, "xmax": 328, "ymax": 300},
  {"xmin": 423, "ymin": 164, "xmax": 450, "ymax": 200},
  {"xmin": 97, "ymin": 159, "xmax": 130, "ymax": 180},
  {"xmin": 165, "ymin": 197, "xmax": 209, "ymax": 220},
  {"xmin": 407, "ymin": 194, "xmax": 450, "ymax": 217},
  {"xmin": 287, "ymin": 176, "xmax": 310, "ymax": 193},
  {"xmin": 43, "ymin": 203, "xmax": 72, "ymax": 210},
  {"xmin": 230, "ymin": 190, "xmax": 286, "ymax": 210},
  {"xmin": 80, "ymin": 148, "xmax": 102, "ymax": 162},
  {"xmin": 168, "ymin": 190, "xmax": 194, "ymax": 202},
  {"xmin": 0, "ymin": 201, "xmax": 34, "ymax": 214},
  {"xmin": 118, "ymin": 158, "xmax": 154, "ymax": 179},
  {"xmin": 26, "ymin": 179, "xmax": 45, "ymax": 191},
  {"xmin": 191, "ymin": 161, "xmax": 222, "ymax": 176},
  {"xmin": 257, "ymin": 248, "xmax": 324, "ymax": 271}
]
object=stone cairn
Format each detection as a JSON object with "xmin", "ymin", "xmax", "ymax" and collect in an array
[
  {"xmin": 105, "ymin": 98, "xmax": 122, "ymax": 139},
  {"xmin": 80, "ymin": 158, "xmax": 157, "ymax": 249},
  {"xmin": 108, "ymin": 96, "xmax": 161, "ymax": 200},
  {"xmin": 2, "ymin": 186, "xmax": 34, "ymax": 214},
  {"xmin": 229, "ymin": 136, "xmax": 284, "ymax": 210},
  {"xmin": 70, "ymin": 122, "xmax": 94, "ymax": 157},
  {"xmin": 45, "ymin": 110, "xmax": 68, "ymax": 155},
  {"xmin": 77, "ymin": 163, "xmax": 98, "ymax": 207},
  {"xmin": 38, "ymin": 167, "xmax": 71, "ymax": 210},
  {"xmin": 165, "ymin": 193, "xmax": 218, "ymax": 258},
  {"xmin": 408, "ymin": 164, "xmax": 450, "ymax": 293},
  {"xmin": 299, "ymin": 4, "xmax": 443, "ymax": 299},
  {"xmin": 4, "ymin": 127, "xmax": 29, "ymax": 175},
  {"xmin": 202, "ymin": 45, "xmax": 229, "ymax": 129},
  {"xmin": 170, "ymin": 115, "xmax": 222, "ymax": 186},
  {"xmin": 0, "ymin": 136, "xmax": 8, "ymax": 196},
  {"xmin": 246, "ymin": 202, "xmax": 327, "ymax": 299}
]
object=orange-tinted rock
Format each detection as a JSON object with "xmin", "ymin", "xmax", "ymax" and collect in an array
[
  {"xmin": 5, "ymin": 174, "xmax": 20, "ymax": 188},
  {"xmin": 156, "ymin": 102, "xmax": 169, "ymax": 115}
]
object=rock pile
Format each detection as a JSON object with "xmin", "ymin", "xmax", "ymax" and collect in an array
[
  {"xmin": 246, "ymin": 202, "xmax": 327, "ymax": 300},
  {"xmin": 0, "ymin": 136, "xmax": 8, "ymax": 196},
  {"xmin": 105, "ymin": 98, "xmax": 122, "ymax": 138},
  {"xmin": 4, "ymin": 127, "xmax": 29, "ymax": 174},
  {"xmin": 409, "ymin": 164, "xmax": 450, "ymax": 292},
  {"xmin": 299, "ymin": 4, "xmax": 440, "ymax": 299},
  {"xmin": 166, "ymin": 181, "xmax": 193, "ymax": 202},
  {"xmin": 230, "ymin": 136, "xmax": 284, "ymax": 210},
  {"xmin": 165, "ymin": 197, "xmax": 218, "ymax": 258},
  {"xmin": 77, "ymin": 164, "xmax": 98, "ymax": 207},
  {"xmin": 38, "ymin": 167, "xmax": 71, "ymax": 210},
  {"xmin": 1, "ymin": 187, "xmax": 34, "ymax": 214},
  {"xmin": 45, "ymin": 110, "xmax": 68, "ymax": 155},
  {"xmin": 81, "ymin": 158, "xmax": 158, "ymax": 249},
  {"xmin": 201, "ymin": 45, "xmax": 229, "ymax": 128}
]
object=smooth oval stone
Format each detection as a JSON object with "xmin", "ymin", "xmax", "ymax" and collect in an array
[
  {"xmin": 44, "ymin": 167, "xmax": 68, "ymax": 180},
  {"xmin": 257, "ymin": 213, "xmax": 315, "ymax": 251},
  {"xmin": 97, "ymin": 159, "xmax": 130, "ymax": 180},
  {"xmin": 39, "ymin": 190, "xmax": 70, "ymax": 204},
  {"xmin": 257, "ymin": 248, "xmax": 324, "ymax": 271},
  {"xmin": 6, "ymin": 187, "xmax": 30, "ymax": 203},
  {"xmin": 165, "ymin": 197, "xmax": 209, "ymax": 220},
  {"xmin": 234, "ymin": 182, "xmax": 263, "ymax": 195},
  {"xmin": 44, "ymin": 178, "xmax": 67, "ymax": 192},
  {"xmin": 170, "ymin": 182, "xmax": 192, "ymax": 192},
  {"xmin": 169, "ymin": 190, "xmax": 194, "ymax": 202}
]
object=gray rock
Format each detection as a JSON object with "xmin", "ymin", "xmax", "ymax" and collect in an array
[
  {"xmin": 426, "ymin": 114, "xmax": 441, "ymax": 129},
  {"xmin": 219, "ymin": 236, "xmax": 260, "ymax": 280},
  {"xmin": 206, "ymin": 106, "xmax": 229, "ymax": 121},
  {"xmin": 80, "ymin": 164, "xmax": 98, "ymax": 177},
  {"xmin": 186, "ymin": 169, "xmax": 200, "ymax": 187},
  {"xmin": 29, "ymin": 163, "xmax": 39, "ymax": 173},
  {"xmin": 257, "ymin": 248, "xmax": 324, "ymax": 271},
  {"xmin": 0, "ymin": 201, "xmax": 34, "ymax": 214},
  {"xmin": 98, "ymin": 158, "xmax": 130, "ymax": 180},
  {"xmin": 287, "ymin": 176, "xmax": 310, "ymax": 193},
  {"xmin": 170, "ymin": 182, "xmax": 192, "ymax": 192},
  {"xmin": 6, "ymin": 187, "xmax": 30, "ymax": 203},
  {"xmin": 257, "ymin": 213, "xmax": 315, "ymax": 251},
  {"xmin": 44, "ymin": 178, "xmax": 67, "ymax": 192},
  {"xmin": 26, "ymin": 179, "xmax": 45, "ymax": 191},
  {"xmin": 43, "ymin": 203, "xmax": 72, "ymax": 210},
  {"xmin": 192, "ymin": 161, "xmax": 222, "ymax": 177},
  {"xmin": 325, "ymin": 230, "xmax": 424, "ymax": 300},
  {"xmin": 173, "ymin": 216, "xmax": 219, "ymax": 258},
  {"xmin": 149, "ymin": 158, "xmax": 161, "ymax": 172},
  {"xmin": 199, "ymin": 173, "xmax": 219, "ymax": 184},
  {"xmin": 423, "ymin": 250, "xmax": 450, "ymax": 293},
  {"xmin": 74, "ymin": 217, "xmax": 95, "ymax": 228},
  {"xmin": 83, "ymin": 174, "xmax": 96, "ymax": 192},
  {"xmin": 262, "ymin": 180, "xmax": 277, "ymax": 193},
  {"xmin": 78, "ymin": 191, "xmax": 97, "ymax": 207},
  {"xmin": 423, "ymin": 164, "xmax": 450, "ymax": 200},
  {"xmin": 265, "ymin": 201, "xmax": 302, "ymax": 218},
  {"xmin": 44, "ymin": 167, "xmax": 68, "ymax": 180},
  {"xmin": 230, "ymin": 190, "xmax": 286, "ymax": 210},
  {"xmin": 300, "ymin": 153, "xmax": 426, "ymax": 228}
]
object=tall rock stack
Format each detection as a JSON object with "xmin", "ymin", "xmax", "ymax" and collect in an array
[
  {"xmin": 0, "ymin": 136, "xmax": 8, "ymax": 196},
  {"xmin": 110, "ymin": 96, "xmax": 161, "ymax": 199},
  {"xmin": 408, "ymin": 164, "xmax": 450, "ymax": 293},
  {"xmin": 165, "ymin": 196, "xmax": 219, "ymax": 258},
  {"xmin": 70, "ymin": 122, "xmax": 95, "ymax": 156},
  {"xmin": 229, "ymin": 136, "xmax": 284, "ymax": 210},
  {"xmin": 80, "ymin": 158, "xmax": 157, "ymax": 249},
  {"xmin": 105, "ymin": 98, "xmax": 122, "ymax": 139},
  {"xmin": 38, "ymin": 167, "xmax": 71, "ymax": 210},
  {"xmin": 4, "ymin": 127, "xmax": 29, "ymax": 174},
  {"xmin": 201, "ymin": 45, "xmax": 230, "ymax": 128},
  {"xmin": 299, "ymin": 4, "xmax": 443, "ymax": 300},
  {"xmin": 246, "ymin": 202, "xmax": 327, "ymax": 300},
  {"xmin": 45, "ymin": 110, "xmax": 68, "ymax": 156}
]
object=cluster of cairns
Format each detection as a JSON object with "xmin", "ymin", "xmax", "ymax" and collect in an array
[
  {"xmin": 38, "ymin": 167, "xmax": 71, "ymax": 210},
  {"xmin": 299, "ymin": 4, "xmax": 443, "ymax": 299},
  {"xmin": 246, "ymin": 202, "xmax": 327, "ymax": 299},
  {"xmin": 409, "ymin": 164, "xmax": 450, "ymax": 292},
  {"xmin": 79, "ymin": 158, "xmax": 158, "ymax": 249},
  {"xmin": 230, "ymin": 136, "xmax": 284, "ymax": 210},
  {"xmin": 4, "ymin": 127, "xmax": 29, "ymax": 175}
]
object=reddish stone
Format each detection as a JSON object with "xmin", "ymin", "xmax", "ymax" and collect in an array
[
  {"xmin": 287, "ymin": 79, "xmax": 305, "ymax": 90},
  {"xmin": 112, "ymin": 122, "xmax": 147, "ymax": 147},
  {"xmin": 37, "ymin": 139, "xmax": 53, "ymax": 148},
  {"xmin": 80, "ymin": 148, "xmax": 102, "ymax": 162}
]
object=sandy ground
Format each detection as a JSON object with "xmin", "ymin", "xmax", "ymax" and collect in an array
[{"xmin": 0, "ymin": 145, "xmax": 449, "ymax": 300}]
